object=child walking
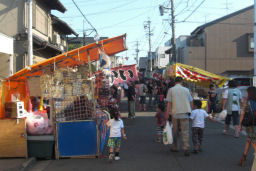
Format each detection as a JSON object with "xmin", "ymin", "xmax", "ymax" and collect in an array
[
  {"xmin": 155, "ymin": 103, "xmax": 166, "ymax": 142},
  {"xmin": 107, "ymin": 108, "xmax": 127, "ymax": 161},
  {"xmin": 190, "ymin": 100, "xmax": 215, "ymax": 153}
]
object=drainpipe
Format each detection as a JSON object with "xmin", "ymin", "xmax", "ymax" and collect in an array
[
  {"xmin": 9, "ymin": 54, "xmax": 13, "ymax": 76},
  {"xmin": 27, "ymin": 0, "xmax": 33, "ymax": 66}
]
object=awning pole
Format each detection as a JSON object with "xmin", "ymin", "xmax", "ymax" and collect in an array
[{"xmin": 254, "ymin": 0, "xmax": 256, "ymax": 86}]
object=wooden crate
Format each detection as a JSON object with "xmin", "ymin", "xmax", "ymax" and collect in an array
[{"xmin": 0, "ymin": 119, "xmax": 27, "ymax": 158}]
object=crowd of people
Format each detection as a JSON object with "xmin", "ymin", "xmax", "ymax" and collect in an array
[{"xmin": 106, "ymin": 76, "xmax": 256, "ymax": 170}]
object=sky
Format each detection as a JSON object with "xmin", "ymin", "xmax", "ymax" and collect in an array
[{"xmin": 52, "ymin": 0, "xmax": 254, "ymax": 65}]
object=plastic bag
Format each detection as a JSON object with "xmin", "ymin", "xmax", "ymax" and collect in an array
[
  {"xmin": 163, "ymin": 122, "xmax": 173, "ymax": 145},
  {"xmin": 219, "ymin": 110, "xmax": 227, "ymax": 119},
  {"xmin": 26, "ymin": 110, "xmax": 53, "ymax": 135}
]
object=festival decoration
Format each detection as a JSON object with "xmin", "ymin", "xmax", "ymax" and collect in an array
[{"xmin": 110, "ymin": 64, "xmax": 138, "ymax": 85}]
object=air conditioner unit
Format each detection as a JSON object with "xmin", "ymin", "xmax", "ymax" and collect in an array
[{"xmin": 60, "ymin": 45, "xmax": 64, "ymax": 51}]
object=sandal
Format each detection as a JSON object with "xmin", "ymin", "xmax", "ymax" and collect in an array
[{"xmin": 239, "ymin": 154, "xmax": 246, "ymax": 167}]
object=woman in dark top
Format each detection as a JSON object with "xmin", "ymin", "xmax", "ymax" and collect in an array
[{"xmin": 208, "ymin": 84, "xmax": 217, "ymax": 117}]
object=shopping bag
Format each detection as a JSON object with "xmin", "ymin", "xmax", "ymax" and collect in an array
[
  {"xmin": 163, "ymin": 122, "xmax": 173, "ymax": 145},
  {"xmin": 219, "ymin": 110, "xmax": 227, "ymax": 119}
]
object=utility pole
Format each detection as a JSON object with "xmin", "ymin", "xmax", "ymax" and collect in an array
[
  {"xmin": 135, "ymin": 41, "xmax": 139, "ymax": 65},
  {"xmin": 159, "ymin": 0, "xmax": 176, "ymax": 64},
  {"xmin": 170, "ymin": 0, "xmax": 176, "ymax": 63},
  {"xmin": 144, "ymin": 18, "xmax": 153, "ymax": 72},
  {"xmin": 27, "ymin": 0, "xmax": 33, "ymax": 66}
]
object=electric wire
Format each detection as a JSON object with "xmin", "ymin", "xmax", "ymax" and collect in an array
[
  {"xmin": 181, "ymin": 0, "xmax": 207, "ymax": 22},
  {"xmin": 71, "ymin": 0, "xmax": 99, "ymax": 35}
]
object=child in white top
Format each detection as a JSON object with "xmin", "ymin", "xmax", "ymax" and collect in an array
[
  {"xmin": 107, "ymin": 108, "xmax": 127, "ymax": 161},
  {"xmin": 190, "ymin": 100, "xmax": 215, "ymax": 153}
]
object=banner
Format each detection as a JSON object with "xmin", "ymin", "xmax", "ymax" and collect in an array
[{"xmin": 110, "ymin": 64, "xmax": 138, "ymax": 85}]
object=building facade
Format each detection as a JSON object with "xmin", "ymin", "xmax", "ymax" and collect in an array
[
  {"xmin": 181, "ymin": 5, "xmax": 254, "ymax": 74},
  {"xmin": 155, "ymin": 46, "xmax": 170, "ymax": 69},
  {"xmin": 0, "ymin": 0, "xmax": 77, "ymax": 78}
]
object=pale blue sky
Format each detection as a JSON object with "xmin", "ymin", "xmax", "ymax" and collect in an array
[{"xmin": 52, "ymin": 0, "xmax": 253, "ymax": 65}]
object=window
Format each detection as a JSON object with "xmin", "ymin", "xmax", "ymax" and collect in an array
[
  {"xmin": 248, "ymin": 33, "xmax": 254, "ymax": 53},
  {"xmin": 33, "ymin": 3, "xmax": 48, "ymax": 35}
]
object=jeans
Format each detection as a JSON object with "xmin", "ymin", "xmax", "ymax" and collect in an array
[
  {"xmin": 172, "ymin": 118, "xmax": 190, "ymax": 150},
  {"xmin": 128, "ymin": 101, "xmax": 135, "ymax": 117},
  {"xmin": 148, "ymin": 93, "xmax": 153, "ymax": 106}
]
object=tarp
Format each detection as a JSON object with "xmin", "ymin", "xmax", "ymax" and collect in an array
[
  {"xmin": 0, "ymin": 34, "xmax": 127, "ymax": 118},
  {"xmin": 6, "ymin": 34, "xmax": 127, "ymax": 81},
  {"xmin": 164, "ymin": 63, "xmax": 230, "ymax": 87}
]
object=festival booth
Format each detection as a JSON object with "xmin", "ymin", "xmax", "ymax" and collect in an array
[
  {"xmin": 0, "ymin": 34, "xmax": 127, "ymax": 159},
  {"xmin": 164, "ymin": 63, "xmax": 230, "ymax": 110}
]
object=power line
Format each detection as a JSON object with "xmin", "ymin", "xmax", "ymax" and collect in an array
[
  {"xmin": 175, "ymin": 0, "xmax": 190, "ymax": 17},
  {"xmin": 181, "ymin": 0, "xmax": 207, "ymax": 22},
  {"xmin": 71, "ymin": 0, "xmax": 99, "ymax": 36},
  {"xmin": 58, "ymin": 5, "xmax": 158, "ymax": 18},
  {"xmin": 95, "ymin": 9, "xmax": 153, "ymax": 30},
  {"xmin": 152, "ymin": 22, "xmax": 169, "ymax": 49}
]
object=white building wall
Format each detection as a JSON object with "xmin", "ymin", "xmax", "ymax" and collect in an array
[
  {"xmin": 155, "ymin": 46, "xmax": 170, "ymax": 68},
  {"xmin": 0, "ymin": 33, "xmax": 13, "ymax": 77},
  {"xmin": 0, "ymin": 33, "xmax": 13, "ymax": 55}
]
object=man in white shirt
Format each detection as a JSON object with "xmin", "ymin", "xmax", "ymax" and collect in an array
[
  {"xmin": 222, "ymin": 80, "xmax": 242, "ymax": 137},
  {"xmin": 166, "ymin": 77, "xmax": 193, "ymax": 156}
]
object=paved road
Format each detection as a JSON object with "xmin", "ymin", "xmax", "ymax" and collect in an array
[{"xmin": 30, "ymin": 114, "xmax": 253, "ymax": 171}]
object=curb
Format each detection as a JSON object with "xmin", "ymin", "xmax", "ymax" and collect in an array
[{"xmin": 20, "ymin": 157, "xmax": 36, "ymax": 171}]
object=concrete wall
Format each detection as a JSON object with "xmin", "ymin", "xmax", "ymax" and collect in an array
[
  {"xmin": 0, "ymin": 0, "xmax": 25, "ymax": 37},
  {"xmin": 188, "ymin": 47, "xmax": 205, "ymax": 70},
  {"xmin": 0, "ymin": 53, "xmax": 10, "ymax": 79}
]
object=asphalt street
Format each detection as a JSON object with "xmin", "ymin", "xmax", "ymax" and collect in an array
[
  {"xmin": 25, "ymin": 99, "xmax": 254, "ymax": 171},
  {"xmin": 30, "ymin": 116, "xmax": 253, "ymax": 171}
]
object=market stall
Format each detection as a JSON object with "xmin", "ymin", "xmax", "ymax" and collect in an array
[
  {"xmin": 0, "ymin": 34, "xmax": 127, "ymax": 159},
  {"xmin": 164, "ymin": 63, "xmax": 231, "ymax": 111},
  {"xmin": 164, "ymin": 63, "xmax": 230, "ymax": 87}
]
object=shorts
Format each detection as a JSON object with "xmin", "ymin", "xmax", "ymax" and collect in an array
[
  {"xmin": 140, "ymin": 96, "xmax": 146, "ymax": 104},
  {"xmin": 108, "ymin": 137, "xmax": 121, "ymax": 148},
  {"xmin": 225, "ymin": 111, "xmax": 240, "ymax": 126},
  {"xmin": 156, "ymin": 126, "xmax": 164, "ymax": 135}
]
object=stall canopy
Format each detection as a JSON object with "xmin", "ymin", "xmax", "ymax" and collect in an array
[
  {"xmin": 0, "ymin": 34, "xmax": 127, "ymax": 118},
  {"xmin": 6, "ymin": 34, "xmax": 127, "ymax": 81},
  {"xmin": 164, "ymin": 63, "xmax": 231, "ymax": 87}
]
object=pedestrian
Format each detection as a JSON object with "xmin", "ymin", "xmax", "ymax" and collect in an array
[
  {"xmin": 147, "ymin": 79, "xmax": 154, "ymax": 108},
  {"xmin": 155, "ymin": 103, "xmax": 166, "ymax": 142},
  {"xmin": 107, "ymin": 108, "xmax": 127, "ymax": 161},
  {"xmin": 238, "ymin": 87, "xmax": 256, "ymax": 167},
  {"xmin": 127, "ymin": 81, "xmax": 136, "ymax": 119},
  {"xmin": 134, "ymin": 80, "xmax": 140, "ymax": 110},
  {"xmin": 207, "ymin": 84, "xmax": 218, "ymax": 118},
  {"xmin": 165, "ymin": 77, "xmax": 193, "ymax": 156},
  {"xmin": 190, "ymin": 100, "xmax": 216, "ymax": 153},
  {"xmin": 222, "ymin": 80, "xmax": 242, "ymax": 138},
  {"xmin": 108, "ymin": 85, "xmax": 120, "ymax": 118},
  {"xmin": 138, "ymin": 80, "xmax": 147, "ymax": 111}
]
